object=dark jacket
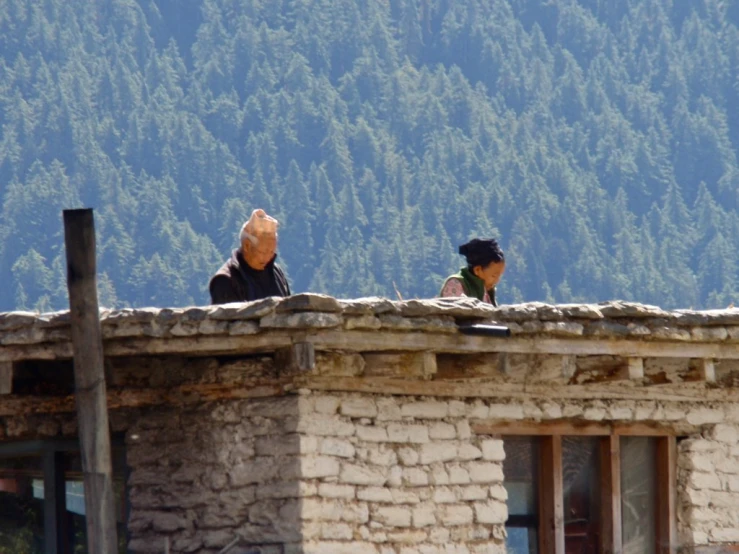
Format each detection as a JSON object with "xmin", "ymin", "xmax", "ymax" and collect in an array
[{"xmin": 209, "ymin": 249, "xmax": 290, "ymax": 304}]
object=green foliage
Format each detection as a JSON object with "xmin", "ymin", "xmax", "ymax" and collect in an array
[{"xmin": 0, "ymin": 0, "xmax": 738, "ymax": 311}]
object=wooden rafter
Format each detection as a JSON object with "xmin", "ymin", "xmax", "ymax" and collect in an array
[{"xmin": 2, "ymin": 330, "xmax": 739, "ymax": 363}]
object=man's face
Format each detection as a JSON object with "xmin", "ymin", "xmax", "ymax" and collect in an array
[
  {"xmin": 243, "ymin": 235, "xmax": 277, "ymax": 270},
  {"xmin": 474, "ymin": 261, "xmax": 506, "ymax": 290}
]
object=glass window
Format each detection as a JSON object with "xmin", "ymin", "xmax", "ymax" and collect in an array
[
  {"xmin": 562, "ymin": 437, "xmax": 601, "ymax": 554},
  {"xmin": 621, "ymin": 437, "xmax": 657, "ymax": 554},
  {"xmin": 62, "ymin": 449, "xmax": 129, "ymax": 553},
  {"xmin": 500, "ymin": 431, "xmax": 672, "ymax": 554},
  {"xmin": 504, "ymin": 436, "xmax": 539, "ymax": 554},
  {"xmin": 0, "ymin": 443, "xmax": 128, "ymax": 553},
  {"xmin": 507, "ymin": 527, "xmax": 538, "ymax": 554},
  {"xmin": 0, "ymin": 456, "xmax": 45, "ymax": 554}
]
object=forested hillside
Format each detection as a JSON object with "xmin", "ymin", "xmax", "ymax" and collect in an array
[{"xmin": 0, "ymin": 0, "xmax": 737, "ymax": 311}]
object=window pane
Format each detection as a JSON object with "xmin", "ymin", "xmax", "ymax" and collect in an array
[
  {"xmin": 506, "ymin": 527, "xmax": 538, "ymax": 554},
  {"xmin": 63, "ymin": 450, "xmax": 128, "ymax": 554},
  {"xmin": 563, "ymin": 437, "xmax": 601, "ymax": 554},
  {"xmin": 0, "ymin": 456, "xmax": 45, "ymax": 553},
  {"xmin": 621, "ymin": 437, "xmax": 656, "ymax": 554},
  {"xmin": 503, "ymin": 437, "xmax": 539, "ymax": 554},
  {"xmin": 504, "ymin": 437, "xmax": 539, "ymax": 515}
]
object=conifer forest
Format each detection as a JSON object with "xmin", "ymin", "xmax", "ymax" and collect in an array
[{"xmin": 0, "ymin": 0, "xmax": 738, "ymax": 311}]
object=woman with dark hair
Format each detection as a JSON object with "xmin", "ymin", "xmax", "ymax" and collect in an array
[{"xmin": 439, "ymin": 238, "xmax": 506, "ymax": 306}]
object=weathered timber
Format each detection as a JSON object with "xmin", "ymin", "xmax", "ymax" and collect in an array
[
  {"xmin": 64, "ymin": 208, "xmax": 118, "ymax": 554},
  {"xmin": 275, "ymin": 342, "xmax": 316, "ymax": 374},
  {"xmin": 0, "ymin": 381, "xmax": 290, "ymax": 416},
  {"xmin": 561, "ymin": 355, "xmax": 577, "ymax": 379},
  {"xmin": 600, "ymin": 435, "xmax": 622, "ymax": 554},
  {"xmin": 296, "ymin": 376, "xmax": 739, "ymax": 402},
  {"xmin": 5, "ymin": 377, "xmax": 738, "ymax": 418},
  {"xmin": 0, "ymin": 334, "xmax": 293, "ymax": 362},
  {"xmin": 314, "ymin": 352, "xmax": 366, "ymax": 376},
  {"xmin": 435, "ymin": 353, "xmax": 502, "ymax": 379},
  {"xmin": 0, "ymin": 343, "xmax": 74, "ymax": 362},
  {"xmin": 471, "ymin": 420, "xmax": 698, "ymax": 437},
  {"xmin": 106, "ymin": 334, "xmax": 295, "ymax": 357},
  {"xmin": 497, "ymin": 352, "xmax": 511, "ymax": 375},
  {"xmin": 656, "ymin": 437, "xmax": 678, "ymax": 553},
  {"xmin": 362, "ymin": 352, "xmax": 437, "ymax": 378},
  {"xmin": 512, "ymin": 353, "xmax": 569, "ymax": 383},
  {"xmin": 44, "ymin": 450, "xmax": 66, "ymax": 554},
  {"xmin": 700, "ymin": 358, "xmax": 716, "ymax": 383},
  {"xmin": 617, "ymin": 357, "xmax": 644, "ymax": 380},
  {"xmin": 2, "ymin": 329, "xmax": 739, "ymax": 363},
  {"xmin": 309, "ymin": 331, "xmax": 739, "ymax": 359},
  {"xmin": 540, "ymin": 435, "xmax": 565, "ymax": 554},
  {"xmin": 421, "ymin": 352, "xmax": 437, "ymax": 377},
  {"xmin": 0, "ymin": 361, "xmax": 13, "ymax": 394}
]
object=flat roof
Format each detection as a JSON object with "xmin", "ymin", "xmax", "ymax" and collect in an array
[{"xmin": 1, "ymin": 295, "xmax": 737, "ymax": 362}]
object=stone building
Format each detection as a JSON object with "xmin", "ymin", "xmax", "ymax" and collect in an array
[{"xmin": 1, "ymin": 294, "xmax": 739, "ymax": 554}]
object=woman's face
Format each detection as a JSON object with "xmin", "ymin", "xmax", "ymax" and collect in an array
[{"xmin": 473, "ymin": 261, "xmax": 506, "ymax": 290}]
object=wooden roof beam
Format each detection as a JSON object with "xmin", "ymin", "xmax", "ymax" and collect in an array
[{"xmin": 0, "ymin": 361, "xmax": 13, "ymax": 394}]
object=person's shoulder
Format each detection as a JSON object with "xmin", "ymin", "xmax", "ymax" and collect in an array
[
  {"xmin": 270, "ymin": 262, "xmax": 291, "ymax": 296},
  {"xmin": 213, "ymin": 252, "xmax": 239, "ymax": 276},
  {"xmin": 439, "ymin": 276, "xmax": 466, "ymax": 297},
  {"xmin": 209, "ymin": 272, "xmax": 232, "ymax": 291},
  {"xmin": 210, "ymin": 255, "xmax": 238, "ymax": 287}
]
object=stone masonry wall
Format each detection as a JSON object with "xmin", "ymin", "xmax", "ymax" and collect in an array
[
  {"xmin": 290, "ymin": 391, "xmax": 739, "ymax": 554},
  {"xmin": 125, "ymin": 397, "xmax": 306, "ymax": 554},
  {"xmin": 678, "ymin": 421, "xmax": 739, "ymax": 551},
  {"xmin": 294, "ymin": 392, "xmax": 508, "ymax": 554},
  {"xmin": 7, "ymin": 392, "xmax": 739, "ymax": 553}
]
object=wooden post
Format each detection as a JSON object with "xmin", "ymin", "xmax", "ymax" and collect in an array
[
  {"xmin": 540, "ymin": 435, "xmax": 565, "ymax": 554},
  {"xmin": 619, "ymin": 358, "xmax": 644, "ymax": 380},
  {"xmin": 656, "ymin": 436, "xmax": 677, "ymax": 554},
  {"xmin": 43, "ymin": 449, "xmax": 66, "ymax": 554},
  {"xmin": 275, "ymin": 342, "xmax": 316, "ymax": 374},
  {"xmin": 561, "ymin": 355, "xmax": 577, "ymax": 380},
  {"xmin": 699, "ymin": 359, "xmax": 716, "ymax": 383},
  {"xmin": 600, "ymin": 435, "xmax": 622, "ymax": 554},
  {"xmin": 64, "ymin": 209, "xmax": 118, "ymax": 554},
  {"xmin": 497, "ymin": 352, "xmax": 511, "ymax": 376},
  {"xmin": 0, "ymin": 361, "xmax": 13, "ymax": 394}
]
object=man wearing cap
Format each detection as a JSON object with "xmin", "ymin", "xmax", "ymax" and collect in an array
[
  {"xmin": 439, "ymin": 238, "xmax": 506, "ymax": 306},
  {"xmin": 209, "ymin": 209, "xmax": 291, "ymax": 304}
]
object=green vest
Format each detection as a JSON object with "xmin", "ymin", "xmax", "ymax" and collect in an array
[{"xmin": 440, "ymin": 267, "xmax": 497, "ymax": 306}]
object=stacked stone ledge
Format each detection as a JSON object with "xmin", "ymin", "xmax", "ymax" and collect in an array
[{"xmin": 1, "ymin": 295, "xmax": 739, "ymax": 348}]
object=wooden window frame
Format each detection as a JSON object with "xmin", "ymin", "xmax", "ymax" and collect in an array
[
  {"xmin": 0, "ymin": 439, "xmax": 128, "ymax": 554},
  {"xmin": 488, "ymin": 422, "xmax": 677, "ymax": 554}
]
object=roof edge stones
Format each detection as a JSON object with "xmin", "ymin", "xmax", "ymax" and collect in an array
[{"xmin": 0, "ymin": 295, "xmax": 737, "ymax": 353}]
